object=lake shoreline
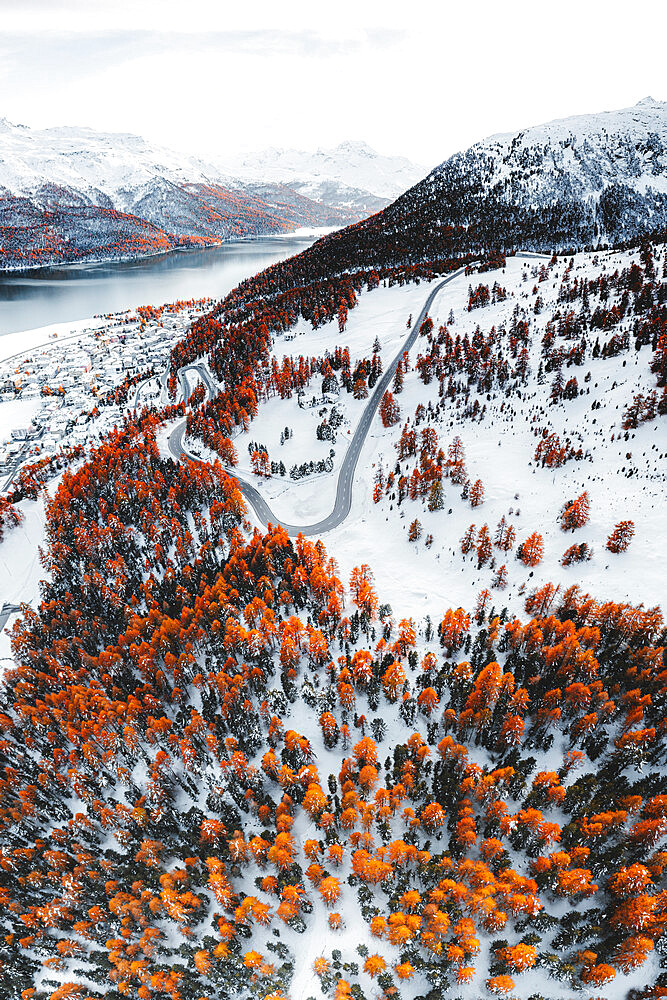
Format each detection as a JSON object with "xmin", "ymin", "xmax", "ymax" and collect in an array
[
  {"xmin": 0, "ymin": 233, "xmax": 323, "ymax": 337},
  {"xmin": 0, "ymin": 226, "xmax": 335, "ymax": 278},
  {"xmin": 0, "ymin": 240, "xmax": 222, "ymax": 278}
]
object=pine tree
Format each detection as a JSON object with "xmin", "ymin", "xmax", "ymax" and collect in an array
[
  {"xmin": 470, "ymin": 479, "xmax": 485, "ymax": 507},
  {"xmin": 408, "ymin": 518, "xmax": 422, "ymax": 542},
  {"xmin": 560, "ymin": 491, "xmax": 590, "ymax": 531},
  {"xmin": 517, "ymin": 531, "xmax": 544, "ymax": 566},
  {"xmin": 379, "ymin": 390, "xmax": 400, "ymax": 427},
  {"xmin": 551, "ymin": 368, "xmax": 564, "ymax": 402},
  {"xmin": 428, "ymin": 480, "xmax": 444, "ymax": 511},
  {"xmin": 353, "ymin": 376, "xmax": 368, "ymax": 399},
  {"xmin": 606, "ymin": 520, "xmax": 635, "ymax": 553},
  {"xmin": 460, "ymin": 524, "xmax": 477, "ymax": 555},
  {"xmin": 476, "ymin": 526, "xmax": 492, "ymax": 568},
  {"xmin": 494, "ymin": 516, "xmax": 516, "ymax": 551}
]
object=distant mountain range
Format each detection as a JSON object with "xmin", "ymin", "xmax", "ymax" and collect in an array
[
  {"xmin": 2, "ymin": 98, "xmax": 665, "ymax": 272},
  {"xmin": 218, "ymin": 140, "xmax": 426, "ymax": 217},
  {"xmin": 0, "ymin": 120, "xmax": 426, "ymax": 269}
]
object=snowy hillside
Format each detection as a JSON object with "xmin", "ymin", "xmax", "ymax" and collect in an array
[
  {"xmin": 284, "ymin": 97, "xmax": 667, "ymax": 282},
  {"xmin": 162, "ymin": 238, "xmax": 667, "ymax": 999},
  {"xmin": 217, "ymin": 244, "xmax": 667, "ymax": 629},
  {"xmin": 221, "ymin": 140, "xmax": 427, "ymax": 215},
  {"xmin": 390, "ymin": 97, "xmax": 667, "ymax": 252},
  {"xmin": 473, "ymin": 96, "xmax": 667, "ymax": 201},
  {"xmin": 2, "ymin": 237, "xmax": 664, "ymax": 1000}
]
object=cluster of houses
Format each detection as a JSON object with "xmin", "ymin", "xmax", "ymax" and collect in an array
[{"xmin": 0, "ymin": 309, "xmax": 202, "ymax": 487}]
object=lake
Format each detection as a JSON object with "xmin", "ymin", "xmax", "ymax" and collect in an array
[{"xmin": 0, "ymin": 234, "xmax": 321, "ymax": 336}]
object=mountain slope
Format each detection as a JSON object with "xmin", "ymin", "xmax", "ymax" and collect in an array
[
  {"xmin": 479, "ymin": 96, "xmax": 667, "ymax": 201},
  {"xmin": 0, "ymin": 121, "xmax": 426, "ymax": 269},
  {"xmin": 0, "ymin": 118, "xmax": 216, "ymax": 204},
  {"xmin": 0, "ymin": 121, "xmax": 356, "ymax": 268},
  {"xmin": 401, "ymin": 96, "xmax": 667, "ymax": 250},
  {"xmin": 241, "ymin": 98, "xmax": 667, "ymax": 290}
]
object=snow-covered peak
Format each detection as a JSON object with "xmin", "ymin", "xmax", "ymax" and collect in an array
[
  {"xmin": 419, "ymin": 97, "xmax": 667, "ymax": 216},
  {"xmin": 219, "ymin": 140, "xmax": 427, "ymax": 201},
  {"xmin": 0, "ymin": 116, "xmax": 226, "ymax": 208},
  {"xmin": 332, "ymin": 139, "xmax": 376, "ymax": 156},
  {"xmin": 482, "ymin": 97, "xmax": 667, "ymax": 150},
  {"xmin": 0, "ymin": 116, "xmax": 25, "ymax": 135}
]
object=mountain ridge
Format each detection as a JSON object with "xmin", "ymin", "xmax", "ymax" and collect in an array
[
  {"xmin": 0, "ymin": 119, "xmax": 426, "ymax": 268},
  {"xmin": 218, "ymin": 139, "xmax": 427, "ymax": 211},
  {"xmin": 261, "ymin": 96, "xmax": 667, "ymax": 288},
  {"xmin": 420, "ymin": 96, "xmax": 667, "ymax": 212}
]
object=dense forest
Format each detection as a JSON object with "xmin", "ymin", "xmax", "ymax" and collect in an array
[{"xmin": 0, "ymin": 395, "xmax": 665, "ymax": 1000}]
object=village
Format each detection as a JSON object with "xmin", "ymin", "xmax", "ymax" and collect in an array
[{"xmin": 0, "ymin": 301, "xmax": 210, "ymax": 492}]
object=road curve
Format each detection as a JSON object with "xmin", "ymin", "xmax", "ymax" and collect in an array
[{"xmin": 167, "ymin": 254, "xmax": 549, "ymax": 537}]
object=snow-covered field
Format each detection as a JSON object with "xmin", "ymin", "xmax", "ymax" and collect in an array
[
  {"xmin": 0, "ymin": 314, "xmax": 100, "ymax": 363},
  {"xmin": 236, "ymin": 250, "xmax": 666, "ymax": 626},
  {"xmin": 4, "ymin": 246, "xmax": 666, "ymax": 677},
  {"xmin": 230, "ymin": 279, "xmax": 438, "ymax": 523}
]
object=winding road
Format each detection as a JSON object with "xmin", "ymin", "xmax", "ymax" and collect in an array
[
  {"xmin": 167, "ymin": 254, "xmax": 548, "ymax": 537},
  {"xmin": 0, "ymin": 603, "xmax": 21, "ymax": 633}
]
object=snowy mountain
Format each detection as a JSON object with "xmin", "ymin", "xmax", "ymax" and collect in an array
[
  {"xmin": 0, "ymin": 118, "xmax": 218, "ymax": 208},
  {"xmin": 392, "ymin": 97, "xmax": 667, "ymax": 252},
  {"xmin": 473, "ymin": 96, "xmax": 667, "ymax": 202},
  {"xmin": 220, "ymin": 139, "xmax": 427, "ymax": 216},
  {"xmin": 262, "ymin": 97, "xmax": 667, "ymax": 287},
  {"xmin": 3, "ymin": 96, "xmax": 666, "ymax": 271},
  {"xmin": 0, "ymin": 120, "xmax": 376, "ymax": 268},
  {"xmin": 0, "ymin": 120, "xmax": 428, "ymax": 269}
]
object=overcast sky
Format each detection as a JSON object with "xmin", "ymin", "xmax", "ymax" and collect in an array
[{"xmin": 1, "ymin": 0, "xmax": 665, "ymax": 170}]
